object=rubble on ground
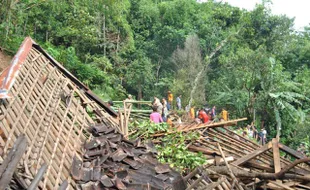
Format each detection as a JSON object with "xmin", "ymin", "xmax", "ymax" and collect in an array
[{"xmin": 71, "ymin": 123, "xmax": 186, "ymax": 190}]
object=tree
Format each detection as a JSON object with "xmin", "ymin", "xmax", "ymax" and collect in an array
[{"xmin": 171, "ymin": 34, "xmax": 205, "ymax": 107}]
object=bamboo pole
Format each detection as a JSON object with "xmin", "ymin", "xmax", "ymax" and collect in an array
[
  {"xmin": 152, "ymin": 118, "xmax": 247, "ymax": 137},
  {"xmin": 217, "ymin": 143, "xmax": 244, "ymax": 190}
]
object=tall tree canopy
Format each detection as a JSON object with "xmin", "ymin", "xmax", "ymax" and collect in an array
[{"xmin": 1, "ymin": 0, "xmax": 310, "ymax": 150}]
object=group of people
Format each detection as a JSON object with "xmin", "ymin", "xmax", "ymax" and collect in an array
[
  {"xmin": 237, "ymin": 124, "xmax": 267, "ymax": 145},
  {"xmin": 150, "ymin": 90, "xmax": 230, "ymax": 126},
  {"xmin": 194, "ymin": 106, "xmax": 229, "ymax": 124},
  {"xmin": 150, "ymin": 91, "xmax": 182, "ymax": 124},
  {"xmin": 148, "ymin": 92, "xmax": 272, "ymax": 147}
]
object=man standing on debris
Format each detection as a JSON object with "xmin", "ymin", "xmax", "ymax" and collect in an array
[
  {"xmin": 221, "ymin": 108, "xmax": 228, "ymax": 121},
  {"xmin": 198, "ymin": 109, "xmax": 209, "ymax": 123},
  {"xmin": 211, "ymin": 106, "xmax": 216, "ymax": 119},
  {"xmin": 125, "ymin": 94, "xmax": 133, "ymax": 109},
  {"xmin": 150, "ymin": 106, "xmax": 163, "ymax": 123},
  {"xmin": 190, "ymin": 106, "xmax": 195, "ymax": 119},
  {"xmin": 298, "ymin": 143, "xmax": 307, "ymax": 155},
  {"xmin": 167, "ymin": 91, "xmax": 173, "ymax": 110},
  {"xmin": 176, "ymin": 95, "xmax": 182, "ymax": 110},
  {"xmin": 262, "ymin": 127, "xmax": 267, "ymax": 144},
  {"xmin": 161, "ymin": 98, "xmax": 168, "ymax": 122},
  {"xmin": 152, "ymin": 96, "xmax": 163, "ymax": 115},
  {"xmin": 258, "ymin": 127, "xmax": 267, "ymax": 145}
]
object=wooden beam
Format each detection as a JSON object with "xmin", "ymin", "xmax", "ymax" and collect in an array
[
  {"xmin": 244, "ymin": 161, "xmax": 274, "ymax": 172},
  {"xmin": 188, "ymin": 145, "xmax": 221, "ymax": 155},
  {"xmin": 206, "ymin": 156, "xmax": 234, "ymax": 165},
  {"xmin": 279, "ymin": 143, "xmax": 310, "ymax": 165},
  {"xmin": 268, "ymin": 180, "xmax": 295, "ymax": 190},
  {"xmin": 276, "ymin": 157, "xmax": 310, "ymax": 178},
  {"xmin": 0, "ymin": 135, "xmax": 28, "ymax": 189},
  {"xmin": 232, "ymin": 142, "xmax": 272, "ymax": 166},
  {"xmin": 113, "ymin": 100, "xmax": 152, "ymax": 104},
  {"xmin": 151, "ymin": 118, "xmax": 247, "ymax": 137},
  {"xmin": 272, "ymin": 138, "xmax": 281, "ymax": 173},
  {"xmin": 208, "ymin": 166, "xmax": 310, "ymax": 181}
]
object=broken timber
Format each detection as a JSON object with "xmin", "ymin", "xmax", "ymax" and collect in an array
[{"xmin": 0, "ymin": 135, "xmax": 27, "ymax": 189}]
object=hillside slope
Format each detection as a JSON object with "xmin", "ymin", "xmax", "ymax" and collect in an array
[{"xmin": 0, "ymin": 50, "xmax": 11, "ymax": 72}]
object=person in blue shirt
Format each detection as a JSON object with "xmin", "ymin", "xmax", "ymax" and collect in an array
[{"xmin": 176, "ymin": 95, "xmax": 182, "ymax": 110}]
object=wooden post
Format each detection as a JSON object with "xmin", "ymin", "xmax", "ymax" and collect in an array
[
  {"xmin": 28, "ymin": 163, "xmax": 48, "ymax": 190},
  {"xmin": 119, "ymin": 108, "xmax": 124, "ymax": 134},
  {"xmin": 272, "ymin": 138, "xmax": 281, "ymax": 173},
  {"xmin": 125, "ymin": 103, "xmax": 132, "ymax": 136}
]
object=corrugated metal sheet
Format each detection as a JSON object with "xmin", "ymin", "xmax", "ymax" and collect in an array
[{"xmin": 0, "ymin": 37, "xmax": 34, "ymax": 99}]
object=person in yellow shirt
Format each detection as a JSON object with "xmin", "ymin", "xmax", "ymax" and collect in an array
[
  {"xmin": 190, "ymin": 106, "xmax": 195, "ymax": 119},
  {"xmin": 167, "ymin": 91, "xmax": 173, "ymax": 110},
  {"xmin": 221, "ymin": 109, "xmax": 228, "ymax": 121}
]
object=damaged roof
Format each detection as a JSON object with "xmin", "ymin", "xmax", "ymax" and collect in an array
[
  {"xmin": 73, "ymin": 123, "xmax": 186, "ymax": 190},
  {"xmin": 0, "ymin": 37, "xmax": 120, "ymax": 189}
]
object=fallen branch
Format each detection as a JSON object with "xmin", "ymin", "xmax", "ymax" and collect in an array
[{"xmin": 276, "ymin": 157, "xmax": 310, "ymax": 178}]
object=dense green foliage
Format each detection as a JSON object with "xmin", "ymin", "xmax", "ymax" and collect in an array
[
  {"xmin": 1, "ymin": 0, "xmax": 310, "ymax": 151},
  {"xmin": 129, "ymin": 121, "xmax": 206, "ymax": 172}
]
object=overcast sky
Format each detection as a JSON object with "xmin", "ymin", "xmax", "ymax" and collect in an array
[{"xmin": 209, "ymin": 0, "xmax": 310, "ymax": 30}]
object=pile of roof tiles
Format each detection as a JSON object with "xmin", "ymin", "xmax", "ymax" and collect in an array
[{"xmin": 71, "ymin": 123, "xmax": 186, "ymax": 190}]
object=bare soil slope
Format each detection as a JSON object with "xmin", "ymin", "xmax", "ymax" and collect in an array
[{"xmin": 0, "ymin": 50, "xmax": 12, "ymax": 72}]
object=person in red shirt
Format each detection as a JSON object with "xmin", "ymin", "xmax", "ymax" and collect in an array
[{"xmin": 198, "ymin": 109, "xmax": 209, "ymax": 123}]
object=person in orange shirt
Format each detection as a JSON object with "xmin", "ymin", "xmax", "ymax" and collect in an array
[
  {"xmin": 167, "ymin": 91, "xmax": 173, "ymax": 110},
  {"xmin": 166, "ymin": 115, "xmax": 173, "ymax": 127}
]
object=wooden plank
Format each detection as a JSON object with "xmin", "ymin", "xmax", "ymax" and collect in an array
[
  {"xmin": 272, "ymin": 138, "xmax": 281, "ymax": 173},
  {"xmin": 268, "ymin": 180, "xmax": 295, "ymax": 190},
  {"xmin": 232, "ymin": 142, "xmax": 272, "ymax": 166},
  {"xmin": 279, "ymin": 143, "xmax": 309, "ymax": 161}
]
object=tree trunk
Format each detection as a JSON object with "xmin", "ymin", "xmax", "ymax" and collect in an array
[
  {"xmin": 156, "ymin": 58, "xmax": 162, "ymax": 83},
  {"xmin": 116, "ymin": 30, "xmax": 120, "ymax": 54},
  {"xmin": 103, "ymin": 11, "xmax": 106, "ymax": 56},
  {"xmin": 138, "ymin": 82, "xmax": 142, "ymax": 101}
]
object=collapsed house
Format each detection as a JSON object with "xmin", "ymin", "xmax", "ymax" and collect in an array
[
  {"xmin": 1, "ymin": 37, "xmax": 310, "ymax": 190},
  {"xmin": 157, "ymin": 121, "xmax": 310, "ymax": 189},
  {"xmin": 0, "ymin": 37, "xmax": 127, "ymax": 189},
  {"xmin": 0, "ymin": 37, "xmax": 185, "ymax": 190}
]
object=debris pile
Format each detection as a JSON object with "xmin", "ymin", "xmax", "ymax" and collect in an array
[
  {"xmin": 134, "ymin": 119, "xmax": 310, "ymax": 189},
  {"xmin": 71, "ymin": 123, "xmax": 186, "ymax": 190}
]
